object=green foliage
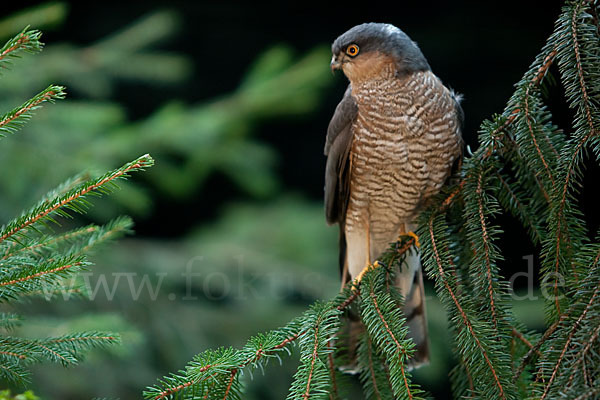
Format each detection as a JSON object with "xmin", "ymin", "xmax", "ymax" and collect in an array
[
  {"xmin": 0, "ymin": 85, "xmax": 64, "ymax": 137},
  {"xmin": 0, "ymin": 390, "xmax": 38, "ymax": 400},
  {"xmin": 146, "ymin": 0, "xmax": 600, "ymax": 398},
  {"xmin": 0, "ymin": 3, "xmax": 66, "ymax": 39},
  {"xmin": 0, "ymin": 10, "xmax": 336, "ymax": 395},
  {"xmin": 418, "ymin": 0, "xmax": 600, "ymax": 398},
  {"xmin": 144, "ymin": 238, "xmax": 423, "ymax": 400},
  {"xmin": 356, "ymin": 333, "xmax": 394, "ymax": 400},
  {"xmin": 0, "ymin": 10, "xmax": 333, "ymax": 221},
  {"xmin": 0, "ymin": 27, "xmax": 152, "ymax": 386},
  {"xmin": 359, "ymin": 266, "xmax": 423, "ymax": 400},
  {"xmin": 287, "ymin": 303, "xmax": 340, "ymax": 400},
  {"xmin": 0, "ymin": 28, "xmax": 43, "ymax": 73}
]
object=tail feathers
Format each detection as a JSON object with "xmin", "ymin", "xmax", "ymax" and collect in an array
[
  {"xmin": 400, "ymin": 251, "xmax": 429, "ymax": 368},
  {"xmin": 339, "ymin": 249, "xmax": 429, "ymax": 373},
  {"xmin": 337, "ymin": 318, "xmax": 364, "ymax": 375}
]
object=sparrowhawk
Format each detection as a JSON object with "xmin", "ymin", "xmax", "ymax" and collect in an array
[{"xmin": 325, "ymin": 23, "xmax": 463, "ymax": 368}]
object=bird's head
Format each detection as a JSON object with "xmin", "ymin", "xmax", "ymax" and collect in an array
[{"xmin": 330, "ymin": 23, "xmax": 430, "ymax": 83}]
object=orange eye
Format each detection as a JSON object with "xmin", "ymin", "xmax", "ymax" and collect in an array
[{"xmin": 346, "ymin": 44, "xmax": 359, "ymax": 57}]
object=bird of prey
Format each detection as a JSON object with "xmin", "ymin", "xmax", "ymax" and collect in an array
[{"xmin": 325, "ymin": 23, "xmax": 463, "ymax": 368}]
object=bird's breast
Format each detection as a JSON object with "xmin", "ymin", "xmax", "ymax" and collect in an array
[{"xmin": 345, "ymin": 71, "xmax": 461, "ymax": 235}]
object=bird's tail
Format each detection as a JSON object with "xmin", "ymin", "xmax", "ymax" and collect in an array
[
  {"xmin": 397, "ymin": 248, "xmax": 429, "ymax": 368},
  {"xmin": 340, "ymin": 248, "xmax": 429, "ymax": 372}
]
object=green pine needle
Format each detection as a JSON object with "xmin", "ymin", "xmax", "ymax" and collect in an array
[
  {"xmin": 0, "ymin": 85, "xmax": 66, "ymax": 138},
  {"xmin": 0, "ymin": 27, "xmax": 43, "ymax": 73},
  {"xmin": 359, "ymin": 267, "xmax": 424, "ymax": 400},
  {"xmin": 0, "ymin": 154, "xmax": 153, "ymax": 245},
  {"xmin": 0, "ymin": 313, "xmax": 23, "ymax": 331},
  {"xmin": 287, "ymin": 302, "xmax": 341, "ymax": 400}
]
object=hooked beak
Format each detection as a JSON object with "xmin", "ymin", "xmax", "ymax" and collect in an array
[{"xmin": 330, "ymin": 54, "xmax": 342, "ymax": 73}]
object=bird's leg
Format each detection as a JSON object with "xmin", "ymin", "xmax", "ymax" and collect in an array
[
  {"xmin": 352, "ymin": 260, "xmax": 384, "ymax": 291},
  {"xmin": 397, "ymin": 223, "xmax": 406, "ymax": 242},
  {"xmin": 340, "ymin": 261, "xmax": 349, "ymax": 290},
  {"xmin": 351, "ymin": 221, "xmax": 384, "ymax": 290},
  {"xmin": 366, "ymin": 221, "xmax": 371, "ymax": 267}
]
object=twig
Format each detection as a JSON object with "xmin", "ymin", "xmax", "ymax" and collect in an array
[
  {"xmin": 0, "ymin": 89, "xmax": 58, "ymax": 131},
  {"xmin": 326, "ymin": 340, "xmax": 338, "ymax": 400},
  {"xmin": 303, "ymin": 316, "xmax": 323, "ymax": 399},
  {"xmin": 369, "ymin": 284, "xmax": 413, "ymax": 399},
  {"xmin": 476, "ymin": 171, "xmax": 499, "ymax": 332},
  {"xmin": 0, "ymin": 160, "xmax": 147, "ymax": 244},
  {"xmin": 511, "ymin": 327, "xmax": 540, "ymax": 356},
  {"xmin": 0, "ymin": 262, "xmax": 82, "ymax": 288},
  {"xmin": 513, "ymin": 314, "xmax": 567, "ymax": 382},
  {"xmin": 540, "ymin": 282, "xmax": 600, "ymax": 399},
  {"xmin": 222, "ymin": 369, "xmax": 237, "ymax": 400}
]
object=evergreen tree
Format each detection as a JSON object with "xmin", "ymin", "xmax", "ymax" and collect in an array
[
  {"xmin": 144, "ymin": 0, "xmax": 600, "ymax": 398},
  {"xmin": 0, "ymin": 28, "xmax": 152, "ymax": 386}
]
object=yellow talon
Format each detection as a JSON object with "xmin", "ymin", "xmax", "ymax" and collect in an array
[
  {"xmin": 398, "ymin": 231, "xmax": 421, "ymax": 248},
  {"xmin": 351, "ymin": 261, "xmax": 383, "ymax": 291},
  {"xmin": 407, "ymin": 231, "xmax": 420, "ymax": 248}
]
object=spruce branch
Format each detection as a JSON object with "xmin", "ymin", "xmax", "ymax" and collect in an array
[
  {"xmin": 1, "ymin": 216, "xmax": 132, "ymax": 264},
  {"xmin": 327, "ymin": 339, "xmax": 340, "ymax": 400},
  {"xmin": 539, "ymin": 0, "xmax": 600, "ymax": 319},
  {"xmin": 0, "ymin": 85, "xmax": 65, "ymax": 138},
  {"xmin": 533, "ymin": 253, "xmax": 600, "ymax": 398},
  {"xmin": 0, "ymin": 350, "xmax": 27, "ymax": 361},
  {"xmin": 40, "ymin": 332, "xmax": 121, "ymax": 365},
  {"xmin": 0, "ymin": 313, "xmax": 22, "ymax": 331},
  {"xmin": 0, "ymin": 27, "xmax": 43, "ymax": 71},
  {"xmin": 538, "ymin": 286, "xmax": 599, "ymax": 399},
  {"xmin": 44, "ymin": 332, "xmax": 120, "ymax": 346},
  {"xmin": 288, "ymin": 303, "xmax": 341, "ymax": 400},
  {"xmin": 564, "ymin": 322, "xmax": 600, "ymax": 389},
  {"xmin": 359, "ymin": 267, "xmax": 422, "ymax": 400},
  {"xmin": 0, "ymin": 225, "xmax": 98, "ymax": 261},
  {"xmin": 31, "ymin": 342, "xmax": 76, "ymax": 366},
  {"xmin": 21, "ymin": 285, "xmax": 87, "ymax": 302},
  {"xmin": 66, "ymin": 216, "xmax": 133, "ymax": 257},
  {"xmin": 512, "ymin": 313, "xmax": 567, "ymax": 382},
  {"xmin": 449, "ymin": 352, "xmax": 475, "ymax": 398},
  {"xmin": 510, "ymin": 327, "xmax": 539, "ymax": 357},
  {"xmin": 146, "ymin": 240, "xmax": 416, "ymax": 400},
  {"xmin": 0, "ymin": 154, "xmax": 153, "ymax": 244},
  {"xmin": 35, "ymin": 173, "xmax": 91, "ymax": 206},
  {"xmin": 522, "ymin": 87, "xmax": 557, "ymax": 187},
  {"xmin": 464, "ymin": 163, "xmax": 503, "ymax": 332},
  {"xmin": 0, "ymin": 25, "xmax": 154, "ymax": 390},
  {"xmin": 0, "ymin": 359, "xmax": 30, "ymax": 386},
  {"xmin": 495, "ymin": 171, "xmax": 544, "ymax": 244},
  {"xmin": 0, "ymin": 255, "xmax": 87, "ymax": 301},
  {"xmin": 357, "ymin": 334, "xmax": 394, "ymax": 400},
  {"xmin": 0, "ymin": 332, "xmax": 119, "ymax": 375},
  {"xmin": 420, "ymin": 212, "xmax": 516, "ymax": 399},
  {"xmin": 569, "ymin": 1, "xmax": 597, "ymax": 134},
  {"xmin": 145, "ymin": 326, "xmax": 307, "ymax": 400}
]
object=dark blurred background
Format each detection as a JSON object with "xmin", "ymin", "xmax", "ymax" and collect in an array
[{"xmin": 0, "ymin": 1, "xmax": 568, "ymax": 399}]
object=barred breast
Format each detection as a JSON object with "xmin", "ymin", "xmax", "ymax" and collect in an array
[{"xmin": 345, "ymin": 70, "xmax": 461, "ymax": 245}]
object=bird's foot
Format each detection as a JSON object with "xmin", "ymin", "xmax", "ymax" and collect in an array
[
  {"xmin": 398, "ymin": 231, "xmax": 420, "ymax": 248},
  {"xmin": 408, "ymin": 231, "xmax": 420, "ymax": 247},
  {"xmin": 351, "ymin": 261, "xmax": 384, "ymax": 291}
]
